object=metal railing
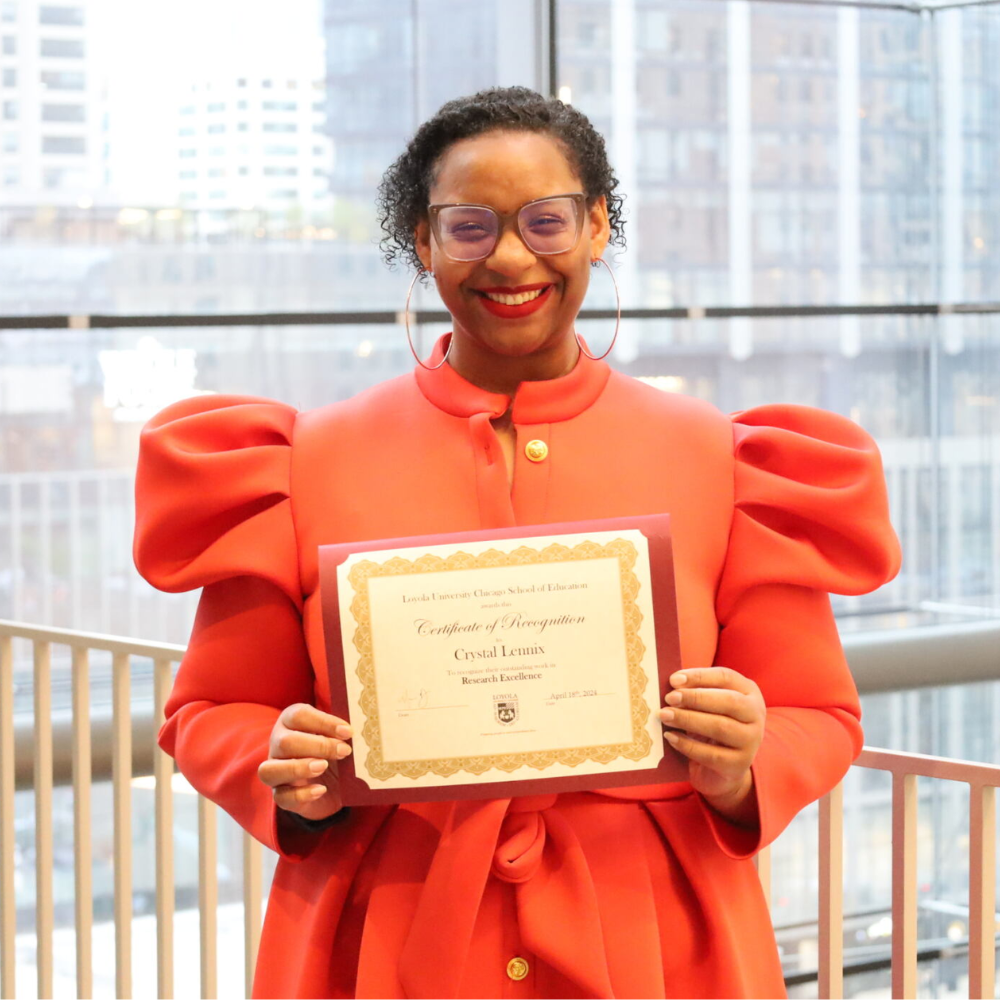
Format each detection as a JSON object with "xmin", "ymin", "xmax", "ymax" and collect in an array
[{"xmin": 1, "ymin": 619, "xmax": 998, "ymax": 1000}]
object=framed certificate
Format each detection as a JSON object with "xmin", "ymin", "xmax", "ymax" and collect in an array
[{"xmin": 320, "ymin": 514, "xmax": 687, "ymax": 805}]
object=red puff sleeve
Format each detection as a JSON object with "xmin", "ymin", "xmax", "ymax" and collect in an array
[
  {"xmin": 701, "ymin": 404, "xmax": 902, "ymax": 858},
  {"xmin": 134, "ymin": 395, "xmax": 329, "ymax": 860}
]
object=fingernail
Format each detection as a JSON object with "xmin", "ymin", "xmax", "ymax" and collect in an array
[
  {"xmin": 336, "ymin": 743, "xmax": 352, "ymax": 759},
  {"xmin": 661, "ymin": 707, "xmax": 675, "ymax": 723},
  {"xmin": 308, "ymin": 785, "xmax": 325, "ymax": 798},
  {"xmin": 309, "ymin": 760, "xmax": 328, "ymax": 774},
  {"xmin": 335, "ymin": 725, "xmax": 353, "ymax": 739},
  {"xmin": 665, "ymin": 691, "xmax": 682, "ymax": 706},
  {"xmin": 670, "ymin": 672, "xmax": 688, "ymax": 686},
  {"xmin": 665, "ymin": 731, "xmax": 679, "ymax": 745}
]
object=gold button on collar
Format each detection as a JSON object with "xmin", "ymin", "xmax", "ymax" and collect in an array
[
  {"xmin": 524, "ymin": 439, "xmax": 548, "ymax": 462},
  {"xmin": 506, "ymin": 956, "xmax": 529, "ymax": 981}
]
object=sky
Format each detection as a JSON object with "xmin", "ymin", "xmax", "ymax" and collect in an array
[{"xmin": 92, "ymin": 0, "xmax": 325, "ymax": 203}]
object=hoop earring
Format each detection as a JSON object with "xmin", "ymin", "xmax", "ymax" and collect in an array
[
  {"xmin": 576, "ymin": 257, "xmax": 620, "ymax": 361},
  {"xmin": 403, "ymin": 268, "xmax": 451, "ymax": 371}
]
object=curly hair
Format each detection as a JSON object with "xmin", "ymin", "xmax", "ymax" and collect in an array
[{"xmin": 376, "ymin": 86, "xmax": 626, "ymax": 277}]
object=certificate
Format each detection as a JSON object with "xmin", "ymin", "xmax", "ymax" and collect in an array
[{"xmin": 320, "ymin": 515, "xmax": 687, "ymax": 804}]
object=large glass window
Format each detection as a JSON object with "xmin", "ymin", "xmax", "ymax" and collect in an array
[{"xmin": 0, "ymin": 3, "xmax": 998, "ymax": 995}]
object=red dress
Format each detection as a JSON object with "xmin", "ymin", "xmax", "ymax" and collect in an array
[{"xmin": 134, "ymin": 339, "xmax": 901, "ymax": 999}]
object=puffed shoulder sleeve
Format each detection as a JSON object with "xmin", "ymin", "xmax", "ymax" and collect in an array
[
  {"xmin": 133, "ymin": 394, "xmax": 302, "ymax": 608},
  {"xmin": 716, "ymin": 404, "xmax": 901, "ymax": 621},
  {"xmin": 700, "ymin": 404, "xmax": 901, "ymax": 860}
]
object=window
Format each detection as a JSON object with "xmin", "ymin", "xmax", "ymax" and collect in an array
[
  {"xmin": 178, "ymin": 126, "xmax": 194, "ymax": 136},
  {"xmin": 40, "ymin": 38, "xmax": 85, "ymax": 58},
  {"xmin": 40, "ymin": 70, "xmax": 85, "ymax": 90},
  {"xmin": 237, "ymin": 122, "xmax": 248, "ymax": 131},
  {"xmin": 206, "ymin": 102, "xmax": 225, "ymax": 112},
  {"xmin": 1, "ymin": 131, "xmax": 16, "ymax": 151},
  {"xmin": 263, "ymin": 166, "xmax": 298, "ymax": 176},
  {"xmin": 237, "ymin": 78, "xmax": 246, "ymax": 87},
  {"xmin": 179, "ymin": 148, "xmax": 196, "ymax": 158},
  {"xmin": 263, "ymin": 145, "xmax": 296, "ymax": 156},
  {"xmin": 42, "ymin": 103, "xmax": 85, "ymax": 122},
  {"xmin": 2, "ymin": 165, "xmax": 18, "ymax": 185},
  {"xmin": 39, "ymin": 5, "xmax": 83, "ymax": 25},
  {"xmin": 209, "ymin": 190, "xmax": 225, "ymax": 199},
  {"xmin": 263, "ymin": 100, "xmax": 297, "ymax": 111},
  {"xmin": 208, "ymin": 146, "xmax": 224, "ymax": 156},
  {"xmin": 2, "ymin": 34, "xmax": 15, "ymax": 54},
  {"xmin": 237, "ymin": 166, "xmax": 248, "ymax": 175},
  {"xmin": 262, "ymin": 79, "xmax": 272, "ymax": 88},
  {"xmin": 207, "ymin": 124, "xmax": 225, "ymax": 134},
  {"xmin": 0, "ymin": 3, "xmax": 15, "ymax": 23},
  {"xmin": 263, "ymin": 122, "xmax": 296, "ymax": 132},
  {"xmin": 42, "ymin": 135, "xmax": 85, "ymax": 154},
  {"xmin": 268, "ymin": 189, "xmax": 297, "ymax": 199},
  {"xmin": 178, "ymin": 169, "xmax": 196, "ymax": 179},
  {"xmin": 237, "ymin": 100, "xmax": 248, "ymax": 110},
  {"xmin": 2, "ymin": 68, "xmax": 15, "ymax": 87},
  {"xmin": 180, "ymin": 105, "xmax": 195, "ymax": 115},
  {"xmin": 2, "ymin": 100, "xmax": 17, "ymax": 120}
]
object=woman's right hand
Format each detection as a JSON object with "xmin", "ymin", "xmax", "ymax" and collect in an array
[{"xmin": 258, "ymin": 703, "xmax": 353, "ymax": 821}]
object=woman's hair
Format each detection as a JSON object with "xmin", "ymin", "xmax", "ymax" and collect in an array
[{"xmin": 376, "ymin": 86, "xmax": 626, "ymax": 276}]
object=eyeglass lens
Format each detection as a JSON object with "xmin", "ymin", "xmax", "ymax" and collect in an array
[{"xmin": 436, "ymin": 197, "xmax": 581, "ymax": 261}]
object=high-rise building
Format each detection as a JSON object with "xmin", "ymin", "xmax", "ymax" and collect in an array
[
  {"xmin": 174, "ymin": 74, "xmax": 333, "ymax": 228},
  {"xmin": 0, "ymin": 0, "xmax": 108, "ymax": 205}
]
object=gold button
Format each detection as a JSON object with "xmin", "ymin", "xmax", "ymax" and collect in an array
[
  {"xmin": 524, "ymin": 439, "xmax": 548, "ymax": 463},
  {"xmin": 506, "ymin": 956, "xmax": 529, "ymax": 981}
]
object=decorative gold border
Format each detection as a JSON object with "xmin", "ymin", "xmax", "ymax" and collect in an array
[{"xmin": 345, "ymin": 538, "xmax": 652, "ymax": 782}]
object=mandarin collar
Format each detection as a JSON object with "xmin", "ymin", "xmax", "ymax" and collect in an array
[{"xmin": 413, "ymin": 333, "xmax": 611, "ymax": 424}]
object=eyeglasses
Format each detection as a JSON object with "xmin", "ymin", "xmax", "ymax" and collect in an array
[{"xmin": 427, "ymin": 193, "xmax": 587, "ymax": 263}]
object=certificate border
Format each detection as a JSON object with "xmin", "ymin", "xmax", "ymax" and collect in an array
[
  {"xmin": 320, "ymin": 514, "xmax": 688, "ymax": 805},
  {"xmin": 346, "ymin": 538, "xmax": 652, "ymax": 782}
]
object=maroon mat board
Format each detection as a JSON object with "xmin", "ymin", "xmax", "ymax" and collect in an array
[{"xmin": 320, "ymin": 514, "xmax": 687, "ymax": 805}]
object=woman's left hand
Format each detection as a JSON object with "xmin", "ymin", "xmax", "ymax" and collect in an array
[{"xmin": 659, "ymin": 666, "xmax": 766, "ymax": 824}]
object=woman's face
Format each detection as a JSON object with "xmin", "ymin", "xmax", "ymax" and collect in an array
[{"xmin": 414, "ymin": 130, "xmax": 610, "ymax": 364}]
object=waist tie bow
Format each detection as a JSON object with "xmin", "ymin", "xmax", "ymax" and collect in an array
[{"xmin": 397, "ymin": 796, "xmax": 617, "ymax": 1000}]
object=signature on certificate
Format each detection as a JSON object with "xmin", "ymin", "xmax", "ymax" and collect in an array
[{"xmin": 397, "ymin": 688, "xmax": 430, "ymax": 709}]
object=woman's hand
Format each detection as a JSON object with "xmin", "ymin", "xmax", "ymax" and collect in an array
[
  {"xmin": 658, "ymin": 667, "xmax": 765, "ymax": 826},
  {"xmin": 257, "ymin": 704, "xmax": 353, "ymax": 821}
]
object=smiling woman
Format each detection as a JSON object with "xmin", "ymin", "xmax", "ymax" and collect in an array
[{"xmin": 134, "ymin": 85, "xmax": 901, "ymax": 999}]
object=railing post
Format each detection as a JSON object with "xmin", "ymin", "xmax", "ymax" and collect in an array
[
  {"xmin": 244, "ymin": 832, "xmax": 262, "ymax": 998},
  {"xmin": 891, "ymin": 771, "xmax": 918, "ymax": 999},
  {"xmin": 198, "ymin": 797, "xmax": 218, "ymax": 1000},
  {"xmin": 33, "ymin": 641, "xmax": 54, "ymax": 1000},
  {"xmin": 819, "ymin": 783, "xmax": 844, "ymax": 999},
  {"xmin": 112, "ymin": 652, "xmax": 132, "ymax": 1000},
  {"xmin": 968, "ymin": 783, "xmax": 996, "ymax": 1000},
  {"xmin": 71, "ymin": 647, "xmax": 93, "ymax": 1000},
  {"xmin": 153, "ymin": 657, "xmax": 175, "ymax": 1000},
  {"xmin": 0, "ymin": 635, "xmax": 14, "ymax": 1000}
]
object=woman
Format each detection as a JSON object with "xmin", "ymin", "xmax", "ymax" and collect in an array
[{"xmin": 134, "ymin": 87, "xmax": 900, "ymax": 999}]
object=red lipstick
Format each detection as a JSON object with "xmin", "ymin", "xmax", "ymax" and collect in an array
[{"xmin": 474, "ymin": 283, "xmax": 554, "ymax": 319}]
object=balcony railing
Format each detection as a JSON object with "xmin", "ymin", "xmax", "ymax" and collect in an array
[{"xmin": 1, "ymin": 619, "xmax": 998, "ymax": 1000}]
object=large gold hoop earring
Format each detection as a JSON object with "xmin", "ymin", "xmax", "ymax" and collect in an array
[
  {"xmin": 402, "ymin": 268, "xmax": 451, "ymax": 370},
  {"xmin": 576, "ymin": 257, "xmax": 620, "ymax": 362}
]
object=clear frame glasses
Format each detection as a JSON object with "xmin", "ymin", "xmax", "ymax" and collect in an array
[{"xmin": 427, "ymin": 192, "xmax": 587, "ymax": 263}]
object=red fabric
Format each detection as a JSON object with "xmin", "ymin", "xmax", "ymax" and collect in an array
[{"xmin": 134, "ymin": 339, "xmax": 901, "ymax": 999}]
